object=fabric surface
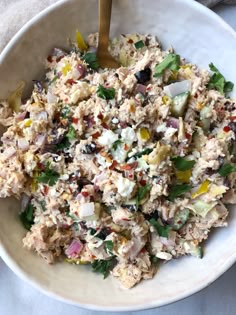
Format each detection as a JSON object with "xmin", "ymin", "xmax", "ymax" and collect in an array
[{"xmin": 0, "ymin": 0, "xmax": 235, "ymax": 53}]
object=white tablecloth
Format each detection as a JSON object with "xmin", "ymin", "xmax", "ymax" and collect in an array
[{"xmin": 0, "ymin": 2, "xmax": 236, "ymax": 315}]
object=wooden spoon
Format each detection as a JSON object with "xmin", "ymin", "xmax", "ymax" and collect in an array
[{"xmin": 97, "ymin": 0, "xmax": 119, "ymax": 69}]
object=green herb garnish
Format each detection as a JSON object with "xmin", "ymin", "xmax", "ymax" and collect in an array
[
  {"xmin": 135, "ymin": 184, "xmax": 151, "ymax": 208},
  {"xmin": 134, "ymin": 40, "xmax": 145, "ymax": 49},
  {"xmin": 149, "ymin": 219, "xmax": 170, "ymax": 238},
  {"xmin": 49, "ymin": 76, "xmax": 58, "ymax": 85},
  {"xmin": 154, "ymin": 53, "xmax": 180, "ymax": 77},
  {"xmin": 150, "ymin": 255, "xmax": 159, "ymax": 266},
  {"xmin": 112, "ymin": 139, "xmax": 123, "ymax": 150},
  {"xmin": 36, "ymin": 162, "xmax": 60, "ymax": 186},
  {"xmin": 39, "ymin": 200, "xmax": 46, "ymax": 212},
  {"xmin": 66, "ymin": 125, "xmax": 77, "ymax": 141},
  {"xmin": 82, "ymin": 52, "xmax": 99, "ymax": 70},
  {"xmin": 91, "ymin": 257, "xmax": 117, "ymax": 279},
  {"xmin": 89, "ymin": 228, "xmax": 97, "ymax": 235},
  {"xmin": 168, "ymin": 184, "xmax": 192, "ymax": 202},
  {"xmin": 172, "ymin": 156, "xmax": 196, "ymax": 171},
  {"xmin": 104, "ymin": 240, "xmax": 114, "ymax": 255},
  {"xmin": 19, "ymin": 203, "xmax": 35, "ymax": 230},
  {"xmin": 207, "ymin": 63, "xmax": 234, "ymax": 95},
  {"xmin": 218, "ymin": 163, "xmax": 236, "ymax": 177},
  {"xmin": 130, "ymin": 148, "xmax": 153, "ymax": 160},
  {"xmin": 61, "ymin": 106, "xmax": 71, "ymax": 119},
  {"xmin": 96, "ymin": 84, "xmax": 116, "ymax": 100},
  {"xmin": 55, "ymin": 138, "xmax": 70, "ymax": 151}
]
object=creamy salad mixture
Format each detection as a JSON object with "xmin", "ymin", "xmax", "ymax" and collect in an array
[{"xmin": 0, "ymin": 33, "xmax": 236, "ymax": 288}]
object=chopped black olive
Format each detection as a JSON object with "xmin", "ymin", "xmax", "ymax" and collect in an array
[
  {"xmin": 96, "ymin": 227, "xmax": 111, "ymax": 240},
  {"xmin": 134, "ymin": 68, "xmax": 151, "ymax": 84},
  {"xmin": 81, "ymin": 142, "xmax": 97, "ymax": 154},
  {"xmin": 121, "ymin": 204, "xmax": 137, "ymax": 212},
  {"xmin": 33, "ymin": 80, "xmax": 44, "ymax": 93},
  {"xmin": 77, "ymin": 177, "xmax": 92, "ymax": 189},
  {"xmin": 143, "ymin": 211, "xmax": 159, "ymax": 221},
  {"xmin": 229, "ymin": 121, "xmax": 236, "ymax": 134}
]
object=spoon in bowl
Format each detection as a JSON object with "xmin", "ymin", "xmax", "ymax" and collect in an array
[{"xmin": 97, "ymin": 0, "xmax": 120, "ymax": 69}]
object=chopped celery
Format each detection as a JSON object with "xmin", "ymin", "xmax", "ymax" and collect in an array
[{"xmin": 171, "ymin": 91, "xmax": 190, "ymax": 117}]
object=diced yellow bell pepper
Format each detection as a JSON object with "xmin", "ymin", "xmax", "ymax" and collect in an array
[
  {"xmin": 162, "ymin": 95, "xmax": 170, "ymax": 105},
  {"xmin": 65, "ymin": 258, "xmax": 89, "ymax": 265},
  {"xmin": 180, "ymin": 64, "xmax": 192, "ymax": 69},
  {"xmin": 169, "ymin": 70, "xmax": 178, "ymax": 81},
  {"xmin": 191, "ymin": 180, "xmax": 210, "ymax": 199},
  {"xmin": 139, "ymin": 128, "xmax": 150, "ymax": 141},
  {"xmin": 75, "ymin": 31, "xmax": 88, "ymax": 51},
  {"xmin": 176, "ymin": 170, "xmax": 191, "ymax": 183},
  {"xmin": 24, "ymin": 119, "xmax": 32, "ymax": 127},
  {"xmin": 147, "ymin": 143, "xmax": 171, "ymax": 165},
  {"xmin": 62, "ymin": 63, "xmax": 72, "ymax": 76}
]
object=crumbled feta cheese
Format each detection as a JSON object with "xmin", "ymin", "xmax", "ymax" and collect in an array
[
  {"xmin": 156, "ymin": 123, "xmax": 167, "ymax": 133},
  {"xmin": 111, "ymin": 144, "xmax": 128, "ymax": 163},
  {"xmin": 116, "ymin": 176, "xmax": 135, "ymax": 198},
  {"xmin": 97, "ymin": 130, "xmax": 119, "ymax": 147},
  {"xmin": 79, "ymin": 202, "xmax": 95, "ymax": 218},
  {"xmin": 121, "ymin": 127, "xmax": 137, "ymax": 144}
]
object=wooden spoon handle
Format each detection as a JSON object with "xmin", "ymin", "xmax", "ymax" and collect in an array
[{"xmin": 98, "ymin": 0, "xmax": 112, "ymax": 49}]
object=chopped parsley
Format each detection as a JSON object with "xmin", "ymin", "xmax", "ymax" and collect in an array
[
  {"xmin": 112, "ymin": 139, "xmax": 123, "ymax": 150},
  {"xmin": 55, "ymin": 138, "xmax": 70, "ymax": 151},
  {"xmin": 172, "ymin": 156, "xmax": 196, "ymax": 171},
  {"xmin": 89, "ymin": 228, "xmax": 97, "ymax": 235},
  {"xmin": 36, "ymin": 162, "xmax": 60, "ymax": 186},
  {"xmin": 91, "ymin": 257, "xmax": 117, "ymax": 278},
  {"xmin": 154, "ymin": 53, "xmax": 180, "ymax": 77},
  {"xmin": 207, "ymin": 63, "xmax": 234, "ymax": 95},
  {"xmin": 218, "ymin": 163, "xmax": 236, "ymax": 177},
  {"xmin": 96, "ymin": 84, "xmax": 116, "ymax": 100},
  {"xmin": 150, "ymin": 255, "xmax": 159, "ymax": 266},
  {"xmin": 55, "ymin": 125, "xmax": 77, "ymax": 151},
  {"xmin": 168, "ymin": 184, "xmax": 192, "ymax": 201},
  {"xmin": 134, "ymin": 40, "xmax": 145, "ymax": 49},
  {"xmin": 149, "ymin": 218, "xmax": 170, "ymax": 238},
  {"xmin": 66, "ymin": 125, "xmax": 77, "ymax": 141},
  {"xmin": 131, "ymin": 148, "xmax": 153, "ymax": 160},
  {"xmin": 19, "ymin": 202, "xmax": 35, "ymax": 230},
  {"xmin": 136, "ymin": 184, "xmax": 151, "ymax": 208},
  {"xmin": 104, "ymin": 240, "xmax": 114, "ymax": 255},
  {"xmin": 39, "ymin": 200, "xmax": 46, "ymax": 212},
  {"xmin": 61, "ymin": 106, "xmax": 71, "ymax": 119},
  {"xmin": 82, "ymin": 52, "xmax": 99, "ymax": 70}
]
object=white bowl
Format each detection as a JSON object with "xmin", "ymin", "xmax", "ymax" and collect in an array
[{"xmin": 0, "ymin": 0, "xmax": 236, "ymax": 311}]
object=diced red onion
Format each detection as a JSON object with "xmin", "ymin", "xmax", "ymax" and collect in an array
[
  {"xmin": 17, "ymin": 138, "xmax": 29, "ymax": 151},
  {"xmin": 34, "ymin": 111, "xmax": 48, "ymax": 121},
  {"xmin": 2, "ymin": 147, "xmax": 16, "ymax": 159},
  {"xmin": 88, "ymin": 47, "xmax": 97, "ymax": 53},
  {"xmin": 16, "ymin": 112, "xmax": 27, "ymax": 121},
  {"xmin": 163, "ymin": 80, "xmax": 191, "ymax": 98},
  {"xmin": 35, "ymin": 134, "xmax": 46, "ymax": 147},
  {"xmin": 73, "ymin": 63, "xmax": 85, "ymax": 79},
  {"xmin": 84, "ymin": 115, "xmax": 94, "ymax": 128},
  {"xmin": 135, "ymin": 84, "xmax": 147, "ymax": 95},
  {"xmin": 47, "ymin": 90, "xmax": 57, "ymax": 104},
  {"xmin": 166, "ymin": 117, "xmax": 179, "ymax": 129},
  {"xmin": 160, "ymin": 237, "xmax": 175, "ymax": 246},
  {"xmin": 129, "ymin": 238, "xmax": 144, "ymax": 260},
  {"xmin": 65, "ymin": 239, "xmax": 83, "ymax": 258}
]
